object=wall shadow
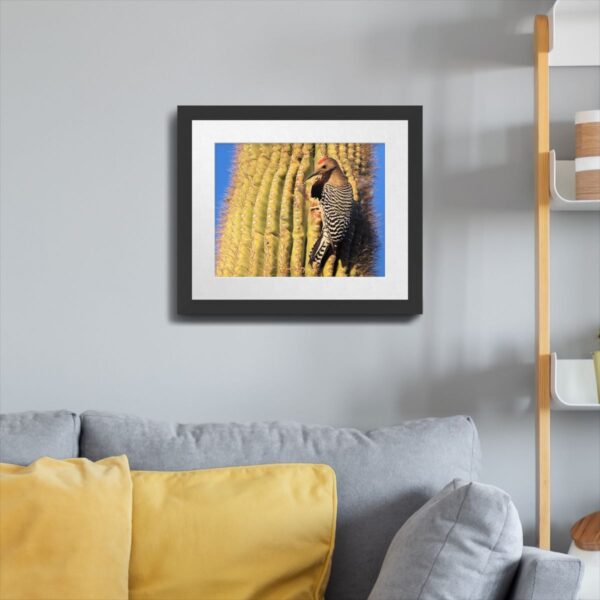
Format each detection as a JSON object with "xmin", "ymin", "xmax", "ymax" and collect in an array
[{"xmin": 363, "ymin": 0, "xmax": 547, "ymax": 73}]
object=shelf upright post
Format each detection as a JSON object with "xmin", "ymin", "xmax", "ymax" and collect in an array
[{"xmin": 534, "ymin": 14, "xmax": 551, "ymax": 550}]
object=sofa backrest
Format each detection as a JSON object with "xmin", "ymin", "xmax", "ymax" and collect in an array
[
  {"xmin": 80, "ymin": 411, "xmax": 481, "ymax": 600},
  {"xmin": 0, "ymin": 410, "xmax": 80, "ymax": 465}
]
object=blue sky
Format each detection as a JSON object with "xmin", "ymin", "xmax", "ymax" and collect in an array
[
  {"xmin": 215, "ymin": 144, "xmax": 385, "ymax": 276},
  {"xmin": 371, "ymin": 143, "xmax": 385, "ymax": 276}
]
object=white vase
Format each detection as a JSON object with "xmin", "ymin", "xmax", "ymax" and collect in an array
[{"xmin": 568, "ymin": 542, "xmax": 600, "ymax": 600}]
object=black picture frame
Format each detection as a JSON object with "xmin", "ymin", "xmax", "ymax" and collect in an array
[{"xmin": 177, "ymin": 106, "xmax": 422, "ymax": 317}]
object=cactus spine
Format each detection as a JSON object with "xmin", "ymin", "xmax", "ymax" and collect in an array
[{"xmin": 217, "ymin": 143, "xmax": 377, "ymax": 277}]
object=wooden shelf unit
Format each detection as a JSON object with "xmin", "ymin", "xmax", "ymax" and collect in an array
[
  {"xmin": 534, "ymin": 13, "xmax": 551, "ymax": 551},
  {"xmin": 534, "ymin": 0, "xmax": 600, "ymax": 550}
]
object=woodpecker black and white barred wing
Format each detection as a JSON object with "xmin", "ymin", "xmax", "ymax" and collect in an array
[
  {"xmin": 320, "ymin": 183, "xmax": 354, "ymax": 249},
  {"xmin": 308, "ymin": 182, "xmax": 355, "ymax": 270}
]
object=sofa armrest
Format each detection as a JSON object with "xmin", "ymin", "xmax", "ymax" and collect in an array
[{"xmin": 508, "ymin": 546, "xmax": 584, "ymax": 600}]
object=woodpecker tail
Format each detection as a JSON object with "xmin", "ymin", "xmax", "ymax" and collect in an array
[{"xmin": 309, "ymin": 232, "xmax": 333, "ymax": 271}]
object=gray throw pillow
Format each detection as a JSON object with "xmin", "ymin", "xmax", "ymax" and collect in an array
[
  {"xmin": 368, "ymin": 479, "xmax": 523, "ymax": 600},
  {"xmin": 0, "ymin": 410, "xmax": 80, "ymax": 465}
]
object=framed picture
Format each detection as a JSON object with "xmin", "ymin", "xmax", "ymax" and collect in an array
[{"xmin": 178, "ymin": 106, "xmax": 422, "ymax": 316}]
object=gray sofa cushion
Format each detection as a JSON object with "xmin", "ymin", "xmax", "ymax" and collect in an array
[
  {"xmin": 80, "ymin": 411, "xmax": 481, "ymax": 600},
  {"xmin": 368, "ymin": 479, "xmax": 522, "ymax": 600},
  {"xmin": 0, "ymin": 410, "xmax": 80, "ymax": 465},
  {"xmin": 507, "ymin": 546, "xmax": 584, "ymax": 600}
]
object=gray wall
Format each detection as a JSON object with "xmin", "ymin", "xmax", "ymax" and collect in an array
[{"xmin": 1, "ymin": 0, "xmax": 598, "ymax": 551}]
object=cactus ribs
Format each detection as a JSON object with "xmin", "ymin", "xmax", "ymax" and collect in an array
[{"xmin": 216, "ymin": 143, "xmax": 377, "ymax": 277}]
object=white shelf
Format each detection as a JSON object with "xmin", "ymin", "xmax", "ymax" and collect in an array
[
  {"xmin": 548, "ymin": 0, "xmax": 600, "ymax": 66},
  {"xmin": 551, "ymin": 353, "xmax": 600, "ymax": 411},
  {"xmin": 549, "ymin": 150, "xmax": 600, "ymax": 211}
]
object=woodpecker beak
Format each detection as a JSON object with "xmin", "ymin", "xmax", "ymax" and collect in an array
[{"xmin": 304, "ymin": 171, "xmax": 319, "ymax": 182}]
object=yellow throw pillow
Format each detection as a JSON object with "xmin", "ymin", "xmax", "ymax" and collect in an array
[
  {"xmin": 130, "ymin": 463, "xmax": 337, "ymax": 600},
  {"xmin": 0, "ymin": 456, "xmax": 132, "ymax": 600}
]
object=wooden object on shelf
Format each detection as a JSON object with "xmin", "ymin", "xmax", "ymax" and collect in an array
[
  {"xmin": 576, "ymin": 126, "xmax": 600, "ymax": 156},
  {"xmin": 534, "ymin": 13, "xmax": 551, "ymax": 551},
  {"xmin": 571, "ymin": 511, "xmax": 600, "ymax": 551},
  {"xmin": 576, "ymin": 111, "xmax": 600, "ymax": 157},
  {"xmin": 576, "ymin": 162, "xmax": 600, "ymax": 200},
  {"xmin": 577, "ymin": 169, "xmax": 600, "ymax": 200},
  {"xmin": 576, "ymin": 111, "xmax": 600, "ymax": 199}
]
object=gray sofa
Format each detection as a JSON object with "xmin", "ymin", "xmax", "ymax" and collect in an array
[{"xmin": 0, "ymin": 410, "xmax": 583, "ymax": 600}]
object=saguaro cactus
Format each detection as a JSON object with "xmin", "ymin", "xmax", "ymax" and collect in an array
[{"xmin": 216, "ymin": 143, "xmax": 377, "ymax": 277}]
